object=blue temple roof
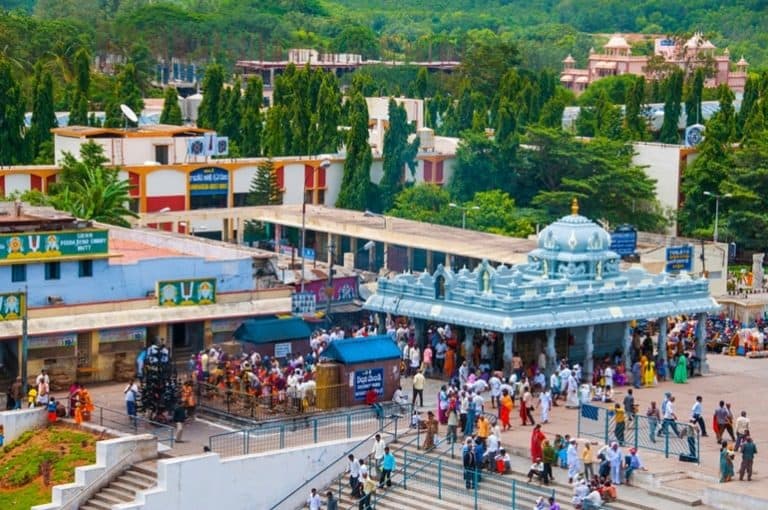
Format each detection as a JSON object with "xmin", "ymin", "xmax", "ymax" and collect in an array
[{"xmin": 364, "ymin": 205, "xmax": 719, "ymax": 331}]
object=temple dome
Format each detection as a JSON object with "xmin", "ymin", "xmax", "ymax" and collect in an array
[{"xmin": 525, "ymin": 199, "xmax": 621, "ymax": 281}]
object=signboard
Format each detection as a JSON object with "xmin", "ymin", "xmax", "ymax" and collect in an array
[
  {"xmin": 0, "ymin": 292, "xmax": 24, "ymax": 321},
  {"xmin": 274, "ymin": 342, "xmax": 292, "ymax": 358},
  {"xmin": 298, "ymin": 276, "xmax": 359, "ymax": 305},
  {"xmin": 99, "ymin": 327, "xmax": 147, "ymax": 343},
  {"xmin": 302, "ymin": 248, "xmax": 316, "ymax": 262},
  {"xmin": 189, "ymin": 167, "xmax": 229, "ymax": 196},
  {"xmin": 29, "ymin": 332, "xmax": 76, "ymax": 349},
  {"xmin": 0, "ymin": 230, "xmax": 108, "ymax": 262},
  {"xmin": 292, "ymin": 291, "xmax": 316, "ymax": 314},
  {"xmin": 353, "ymin": 368, "xmax": 384, "ymax": 400},
  {"xmin": 610, "ymin": 225, "xmax": 637, "ymax": 257},
  {"xmin": 157, "ymin": 278, "xmax": 216, "ymax": 306},
  {"xmin": 666, "ymin": 245, "xmax": 693, "ymax": 272}
]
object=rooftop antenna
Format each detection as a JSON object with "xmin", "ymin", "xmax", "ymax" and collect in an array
[{"xmin": 120, "ymin": 103, "xmax": 138, "ymax": 130}]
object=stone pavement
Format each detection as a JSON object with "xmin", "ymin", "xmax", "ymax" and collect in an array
[{"xmin": 402, "ymin": 353, "xmax": 768, "ymax": 508}]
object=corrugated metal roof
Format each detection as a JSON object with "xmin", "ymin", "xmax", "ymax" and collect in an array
[{"xmin": 321, "ymin": 335, "xmax": 401, "ymax": 364}]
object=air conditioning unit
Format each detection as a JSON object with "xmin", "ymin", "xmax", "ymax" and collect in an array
[
  {"xmin": 146, "ymin": 290, "xmax": 157, "ymax": 298},
  {"xmin": 47, "ymin": 296, "xmax": 64, "ymax": 305}
]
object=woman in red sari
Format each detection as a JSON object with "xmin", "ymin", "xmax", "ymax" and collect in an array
[{"xmin": 530, "ymin": 424, "xmax": 546, "ymax": 461}]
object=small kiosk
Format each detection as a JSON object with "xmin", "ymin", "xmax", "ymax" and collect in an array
[
  {"xmin": 232, "ymin": 316, "xmax": 312, "ymax": 359},
  {"xmin": 318, "ymin": 336, "xmax": 401, "ymax": 407}
]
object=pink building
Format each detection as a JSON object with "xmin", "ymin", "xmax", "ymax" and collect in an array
[{"xmin": 561, "ymin": 33, "xmax": 749, "ymax": 95}]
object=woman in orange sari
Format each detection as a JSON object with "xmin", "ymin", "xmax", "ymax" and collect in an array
[
  {"xmin": 444, "ymin": 347, "xmax": 456, "ymax": 379},
  {"xmin": 500, "ymin": 389, "xmax": 513, "ymax": 431}
]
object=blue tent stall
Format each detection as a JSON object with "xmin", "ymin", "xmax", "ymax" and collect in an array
[{"xmin": 232, "ymin": 316, "xmax": 312, "ymax": 359}]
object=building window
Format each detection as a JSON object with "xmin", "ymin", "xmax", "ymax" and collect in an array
[
  {"xmin": 44, "ymin": 262, "xmax": 60, "ymax": 280},
  {"xmin": 155, "ymin": 145, "xmax": 170, "ymax": 165},
  {"xmin": 11, "ymin": 264, "xmax": 26, "ymax": 282},
  {"xmin": 79, "ymin": 260, "xmax": 93, "ymax": 278}
]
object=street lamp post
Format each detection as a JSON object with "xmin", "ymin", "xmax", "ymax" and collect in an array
[
  {"xmin": 703, "ymin": 191, "xmax": 732, "ymax": 243},
  {"xmin": 448, "ymin": 203, "xmax": 480, "ymax": 229},
  {"xmin": 325, "ymin": 241, "xmax": 336, "ymax": 319}
]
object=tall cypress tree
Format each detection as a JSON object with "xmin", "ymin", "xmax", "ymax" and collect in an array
[
  {"xmin": 68, "ymin": 48, "xmax": 91, "ymax": 127},
  {"xmin": 197, "ymin": 64, "xmax": 224, "ymax": 130},
  {"xmin": 159, "ymin": 87, "xmax": 183, "ymax": 125},
  {"xmin": 684, "ymin": 68, "xmax": 704, "ymax": 127},
  {"xmin": 310, "ymin": 73, "xmax": 341, "ymax": 154},
  {"xmin": 220, "ymin": 77, "xmax": 242, "ymax": 145},
  {"xmin": 336, "ymin": 93, "xmax": 372, "ymax": 211},
  {"xmin": 380, "ymin": 99, "xmax": 420, "ymax": 211},
  {"xmin": 29, "ymin": 63, "xmax": 57, "ymax": 162},
  {"xmin": 240, "ymin": 76, "xmax": 264, "ymax": 157},
  {"xmin": 263, "ymin": 104, "xmax": 289, "ymax": 157},
  {"xmin": 103, "ymin": 64, "xmax": 144, "ymax": 128},
  {"xmin": 737, "ymin": 75, "xmax": 759, "ymax": 140},
  {"xmin": 624, "ymin": 76, "xmax": 646, "ymax": 140},
  {"xmin": 0, "ymin": 60, "xmax": 25, "ymax": 166},
  {"xmin": 660, "ymin": 70, "xmax": 683, "ymax": 144}
]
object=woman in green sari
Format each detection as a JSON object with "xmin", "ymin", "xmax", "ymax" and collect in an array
[
  {"xmin": 719, "ymin": 441, "xmax": 734, "ymax": 482},
  {"xmin": 673, "ymin": 353, "xmax": 688, "ymax": 383}
]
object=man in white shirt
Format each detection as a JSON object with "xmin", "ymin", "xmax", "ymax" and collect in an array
[
  {"xmin": 691, "ymin": 395, "xmax": 708, "ymax": 437},
  {"xmin": 392, "ymin": 385, "xmax": 409, "ymax": 413},
  {"xmin": 735, "ymin": 410, "xmax": 751, "ymax": 450},
  {"xmin": 307, "ymin": 488, "xmax": 321, "ymax": 510},
  {"xmin": 661, "ymin": 396, "xmax": 680, "ymax": 437},
  {"xmin": 371, "ymin": 434, "xmax": 386, "ymax": 471},
  {"xmin": 488, "ymin": 374, "xmax": 502, "ymax": 408}
]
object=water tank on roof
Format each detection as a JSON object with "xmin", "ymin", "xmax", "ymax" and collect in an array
[
  {"xmin": 418, "ymin": 127, "xmax": 435, "ymax": 151},
  {"xmin": 184, "ymin": 93, "xmax": 203, "ymax": 123}
]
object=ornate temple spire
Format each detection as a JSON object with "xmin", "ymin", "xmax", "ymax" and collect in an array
[{"xmin": 571, "ymin": 197, "xmax": 580, "ymax": 216}]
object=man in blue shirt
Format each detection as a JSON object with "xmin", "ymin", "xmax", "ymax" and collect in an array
[{"xmin": 379, "ymin": 446, "xmax": 396, "ymax": 488}]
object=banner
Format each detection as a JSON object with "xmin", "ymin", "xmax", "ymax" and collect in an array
[
  {"xmin": 0, "ymin": 292, "xmax": 24, "ymax": 321},
  {"xmin": 29, "ymin": 333, "xmax": 76, "ymax": 349},
  {"xmin": 0, "ymin": 230, "xmax": 108, "ymax": 262},
  {"xmin": 666, "ymin": 245, "xmax": 693, "ymax": 272},
  {"xmin": 157, "ymin": 278, "xmax": 216, "ymax": 306},
  {"xmin": 187, "ymin": 137, "xmax": 206, "ymax": 157},
  {"xmin": 292, "ymin": 292, "xmax": 316, "ymax": 314},
  {"xmin": 189, "ymin": 167, "xmax": 229, "ymax": 196},
  {"xmin": 99, "ymin": 327, "xmax": 147, "ymax": 343},
  {"xmin": 353, "ymin": 368, "xmax": 384, "ymax": 400}
]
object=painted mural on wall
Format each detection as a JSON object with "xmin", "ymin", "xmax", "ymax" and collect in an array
[
  {"xmin": 0, "ymin": 230, "xmax": 108, "ymax": 261},
  {"xmin": 0, "ymin": 292, "xmax": 24, "ymax": 321},
  {"xmin": 157, "ymin": 278, "xmax": 216, "ymax": 306}
]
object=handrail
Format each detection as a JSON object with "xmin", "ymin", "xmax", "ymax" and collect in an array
[
  {"xmin": 268, "ymin": 416, "xmax": 402, "ymax": 510},
  {"xmin": 60, "ymin": 443, "xmax": 140, "ymax": 510},
  {"xmin": 68, "ymin": 400, "xmax": 175, "ymax": 446}
]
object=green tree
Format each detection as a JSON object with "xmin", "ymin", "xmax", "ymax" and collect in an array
[
  {"xmin": 413, "ymin": 67, "xmax": 428, "ymax": 99},
  {"xmin": 219, "ymin": 77, "xmax": 242, "ymax": 145},
  {"xmin": 336, "ymin": 93, "xmax": 372, "ymax": 211},
  {"xmin": 51, "ymin": 141, "xmax": 138, "ymax": 227},
  {"xmin": 684, "ymin": 68, "xmax": 704, "ymax": 127},
  {"xmin": 28, "ymin": 63, "xmax": 57, "ymax": 163},
  {"xmin": 624, "ymin": 76, "xmax": 646, "ymax": 140},
  {"xmin": 310, "ymin": 73, "xmax": 341, "ymax": 154},
  {"xmin": 387, "ymin": 184, "xmax": 454, "ymax": 224},
  {"xmin": 449, "ymin": 132, "xmax": 517, "ymax": 202},
  {"xmin": 659, "ymin": 70, "xmax": 683, "ymax": 144},
  {"xmin": 465, "ymin": 190, "xmax": 534, "ymax": 237},
  {"xmin": 263, "ymin": 104, "xmax": 289, "ymax": 157},
  {"xmin": 159, "ymin": 87, "xmax": 182, "ymax": 125},
  {"xmin": 379, "ymin": 99, "xmax": 420, "ymax": 211},
  {"xmin": 458, "ymin": 32, "xmax": 520, "ymax": 99},
  {"xmin": 246, "ymin": 159, "xmax": 282, "ymax": 206},
  {"xmin": 240, "ymin": 76, "xmax": 264, "ymax": 157},
  {"xmin": 197, "ymin": 64, "xmax": 224, "ymax": 130},
  {"xmin": 68, "ymin": 47, "xmax": 91, "ymax": 127},
  {"xmin": 103, "ymin": 63, "xmax": 144, "ymax": 128},
  {"xmin": 737, "ymin": 75, "xmax": 760, "ymax": 140},
  {"xmin": 331, "ymin": 24, "xmax": 379, "ymax": 59},
  {"xmin": 539, "ymin": 88, "xmax": 570, "ymax": 129},
  {"xmin": 722, "ymin": 138, "xmax": 768, "ymax": 249},
  {"xmin": 0, "ymin": 60, "xmax": 25, "ymax": 166}
]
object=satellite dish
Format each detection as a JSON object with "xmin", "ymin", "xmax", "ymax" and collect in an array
[{"xmin": 120, "ymin": 104, "xmax": 139, "ymax": 124}]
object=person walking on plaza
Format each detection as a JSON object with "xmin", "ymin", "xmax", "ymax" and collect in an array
[
  {"xmin": 172, "ymin": 403, "xmax": 186, "ymax": 442},
  {"xmin": 347, "ymin": 454, "xmax": 361, "ymax": 497},
  {"xmin": 306, "ymin": 488, "xmax": 321, "ymax": 510},
  {"xmin": 500, "ymin": 388, "xmax": 513, "ymax": 431},
  {"xmin": 691, "ymin": 395, "xmax": 708, "ymax": 437},
  {"xmin": 379, "ymin": 446, "xmax": 395, "ymax": 488},
  {"xmin": 607, "ymin": 442, "xmax": 623, "ymax": 485},
  {"xmin": 673, "ymin": 353, "xmax": 688, "ymax": 383},
  {"xmin": 422, "ymin": 411, "xmax": 438, "ymax": 450},
  {"xmin": 623, "ymin": 389, "xmax": 635, "ymax": 422},
  {"xmin": 614, "ymin": 403, "xmax": 626, "ymax": 446},
  {"xmin": 371, "ymin": 434, "xmax": 386, "ymax": 471},
  {"xmin": 646, "ymin": 401, "xmax": 661, "ymax": 443},
  {"xmin": 661, "ymin": 396, "xmax": 680, "ymax": 437},
  {"xmin": 581, "ymin": 442, "xmax": 595, "ymax": 479},
  {"xmin": 739, "ymin": 435, "xmax": 757, "ymax": 481},
  {"xmin": 539, "ymin": 388, "xmax": 553, "ymax": 424},
  {"xmin": 124, "ymin": 378, "xmax": 139, "ymax": 426},
  {"xmin": 719, "ymin": 440, "xmax": 735, "ymax": 483},
  {"xmin": 567, "ymin": 438, "xmax": 581, "ymax": 484},
  {"xmin": 412, "ymin": 370, "xmax": 425, "ymax": 407},
  {"xmin": 521, "ymin": 386, "xmax": 536, "ymax": 426},
  {"xmin": 542, "ymin": 439, "xmax": 556, "ymax": 484},
  {"xmin": 735, "ymin": 411, "xmax": 750, "ymax": 450},
  {"xmin": 715, "ymin": 400, "xmax": 735, "ymax": 443},
  {"xmin": 463, "ymin": 441, "xmax": 477, "ymax": 489},
  {"xmin": 325, "ymin": 491, "xmax": 338, "ymax": 510},
  {"xmin": 359, "ymin": 472, "xmax": 376, "ymax": 510},
  {"xmin": 530, "ymin": 423, "xmax": 546, "ymax": 461}
]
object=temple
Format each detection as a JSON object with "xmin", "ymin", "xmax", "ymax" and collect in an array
[
  {"xmin": 561, "ymin": 33, "xmax": 748, "ymax": 95},
  {"xmin": 364, "ymin": 200, "xmax": 719, "ymax": 381}
]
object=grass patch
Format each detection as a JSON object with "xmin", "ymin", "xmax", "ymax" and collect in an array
[{"xmin": 0, "ymin": 424, "xmax": 99, "ymax": 508}]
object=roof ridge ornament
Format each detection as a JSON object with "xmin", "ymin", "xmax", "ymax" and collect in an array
[{"xmin": 571, "ymin": 197, "xmax": 579, "ymax": 216}]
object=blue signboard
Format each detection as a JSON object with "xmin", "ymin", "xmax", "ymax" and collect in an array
[
  {"xmin": 610, "ymin": 226, "xmax": 637, "ymax": 256},
  {"xmin": 189, "ymin": 167, "xmax": 229, "ymax": 196},
  {"xmin": 353, "ymin": 368, "xmax": 384, "ymax": 400},
  {"xmin": 302, "ymin": 248, "xmax": 316, "ymax": 261},
  {"xmin": 666, "ymin": 245, "xmax": 693, "ymax": 272}
]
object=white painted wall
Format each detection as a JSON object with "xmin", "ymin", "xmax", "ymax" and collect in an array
[
  {"xmin": 114, "ymin": 437, "xmax": 372, "ymax": 510},
  {"xmin": 54, "ymin": 136, "xmax": 87, "ymax": 165},
  {"xmin": 4, "ymin": 173, "xmax": 31, "ymax": 195},
  {"xmin": 145, "ymin": 169, "xmax": 186, "ymax": 197},
  {"xmin": 632, "ymin": 142, "xmax": 682, "ymax": 234},
  {"xmin": 0, "ymin": 407, "xmax": 47, "ymax": 444},
  {"xmin": 232, "ymin": 165, "xmax": 259, "ymax": 194}
]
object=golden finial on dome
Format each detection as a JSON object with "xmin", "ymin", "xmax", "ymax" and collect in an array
[{"xmin": 571, "ymin": 197, "xmax": 579, "ymax": 216}]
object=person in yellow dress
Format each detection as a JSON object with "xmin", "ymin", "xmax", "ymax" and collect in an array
[{"xmin": 643, "ymin": 359, "xmax": 656, "ymax": 386}]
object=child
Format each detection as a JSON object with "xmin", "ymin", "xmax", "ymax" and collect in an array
[
  {"xmin": 47, "ymin": 397, "xmax": 58, "ymax": 424},
  {"xmin": 27, "ymin": 386, "xmax": 37, "ymax": 408}
]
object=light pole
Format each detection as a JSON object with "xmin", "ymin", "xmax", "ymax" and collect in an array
[
  {"xmin": 448, "ymin": 203, "xmax": 480, "ymax": 229},
  {"xmin": 703, "ymin": 191, "xmax": 732, "ymax": 243},
  {"xmin": 363, "ymin": 210, "xmax": 387, "ymax": 229},
  {"xmin": 325, "ymin": 240, "xmax": 336, "ymax": 319},
  {"xmin": 21, "ymin": 286, "xmax": 28, "ymax": 396}
]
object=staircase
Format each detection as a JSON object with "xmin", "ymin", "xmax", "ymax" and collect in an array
[
  {"xmin": 80, "ymin": 461, "xmax": 157, "ymax": 510},
  {"xmin": 323, "ymin": 439, "xmax": 711, "ymax": 510}
]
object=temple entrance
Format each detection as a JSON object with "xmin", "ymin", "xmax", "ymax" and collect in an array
[{"xmin": 515, "ymin": 329, "xmax": 570, "ymax": 372}]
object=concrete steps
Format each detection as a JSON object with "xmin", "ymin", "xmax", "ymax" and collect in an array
[{"xmin": 80, "ymin": 461, "xmax": 157, "ymax": 510}]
